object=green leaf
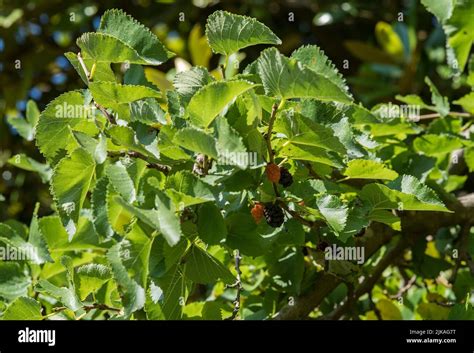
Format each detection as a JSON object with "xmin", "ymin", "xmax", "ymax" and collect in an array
[
  {"xmin": 454, "ymin": 92, "xmax": 474, "ymax": 114},
  {"xmin": 0, "ymin": 222, "xmax": 51, "ymax": 265},
  {"xmin": 65, "ymin": 52, "xmax": 115, "ymax": 84},
  {"xmin": 0, "ymin": 262, "xmax": 31, "ymax": 301},
  {"xmin": 448, "ymin": 304, "xmax": 474, "ymax": 320},
  {"xmin": 413, "ymin": 134, "xmax": 464, "ymax": 156},
  {"xmin": 91, "ymin": 177, "xmax": 114, "ymax": 238},
  {"xmin": 72, "ymin": 131, "xmax": 107, "ymax": 164},
  {"xmin": 165, "ymin": 171, "xmax": 215, "ymax": 208},
  {"xmin": 444, "ymin": 0, "xmax": 474, "ymax": 71},
  {"xmin": 77, "ymin": 33, "xmax": 145, "ymax": 64},
  {"xmin": 51, "ymin": 148, "xmax": 96, "ymax": 237},
  {"xmin": 7, "ymin": 114, "xmax": 35, "ymax": 141},
  {"xmin": 205, "ymin": 10, "xmax": 281, "ymax": 56},
  {"xmin": 202, "ymin": 301, "xmax": 225, "ymax": 320},
  {"xmin": 316, "ymin": 195, "xmax": 348, "ymax": 233},
  {"xmin": 99, "ymin": 9, "xmax": 174, "ymax": 62},
  {"xmin": 155, "ymin": 265, "xmax": 188, "ymax": 319},
  {"xmin": 465, "ymin": 147, "xmax": 474, "ymax": 172},
  {"xmin": 28, "ymin": 206, "xmax": 53, "ymax": 264},
  {"xmin": 114, "ymin": 192, "xmax": 182, "ymax": 247},
  {"xmin": 38, "ymin": 215, "xmax": 102, "ymax": 252},
  {"xmin": 107, "ymin": 161, "xmax": 136, "ymax": 203},
  {"xmin": 343, "ymin": 159, "xmax": 398, "ymax": 180},
  {"xmin": 173, "ymin": 66, "xmax": 214, "ymax": 104},
  {"xmin": 421, "ymin": 0, "xmax": 454, "ymax": 23},
  {"xmin": 107, "ymin": 242, "xmax": 145, "ymax": 316},
  {"xmin": 155, "ymin": 191, "xmax": 183, "ymax": 247},
  {"xmin": 376, "ymin": 299, "xmax": 403, "ymax": 320},
  {"xmin": 425, "ymin": 77, "xmax": 449, "ymax": 117},
  {"xmin": 78, "ymin": 9, "xmax": 174, "ymax": 65},
  {"xmin": 360, "ymin": 175, "xmax": 450, "ymax": 212},
  {"xmin": 108, "ymin": 125, "xmax": 159, "ymax": 160},
  {"xmin": 274, "ymin": 112, "xmax": 346, "ymax": 154},
  {"xmin": 76, "ymin": 264, "xmax": 112, "ymax": 301},
  {"xmin": 291, "ymin": 45, "xmax": 350, "ymax": 97},
  {"xmin": 269, "ymin": 247, "xmax": 304, "ymax": 294},
  {"xmin": 145, "ymin": 284, "xmax": 165, "ymax": 320},
  {"xmin": 106, "ymin": 185, "xmax": 134, "ymax": 237},
  {"xmin": 89, "ymin": 82, "xmax": 160, "ymax": 120},
  {"xmin": 7, "ymin": 154, "xmax": 52, "ymax": 182},
  {"xmin": 3, "ymin": 297, "xmax": 43, "ymax": 320},
  {"xmin": 173, "ymin": 127, "xmax": 218, "ymax": 159},
  {"xmin": 257, "ymin": 47, "xmax": 352, "ymax": 103},
  {"xmin": 214, "ymin": 116, "xmax": 248, "ymax": 168},
  {"xmin": 130, "ymin": 98, "xmax": 167, "ymax": 125},
  {"xmin": 279, "ymin": 143, "xmax": 341, "ymax": 167},
  {"xmin": 197, "ymin": 203, "xmax": 227, "ymax": 245},
  {"xmin": 36, "ymin": 90, "xmax": 98, "ymax": 159},
  {"xmin": 36, "ymin": 279, "xmax": 82, "ymax": 311},
  {"xmin": 157, "ymin": 126, "xmax": 191, "ymax": 161},
  {"xmin": 189, "ymin": 24, "xmax": 212, "ymax": 67},
  {"xmin": 123, "ymin": 222, "xmax": 154, "ymax": 287},
  {"xmin": 375, "ymin": 22, "xmax": 404, "ymax": 60},
  {"xmin": 368, "ymin": 210, "xmax": 401, "ymax": 231},
  {"xmin": 188, "ymin": 80, "xmax": 257, "ymax": 128},
  {"xmin": 7, "ymin": 100, "xmax": 39, "ymax": 141},
  {"xmin": 225, "ymin": 213, "xmax": 273, "ymax": 257},
  {"xmin": 113, "ymin": 196, "xmax": 159, "ymax": 230},
  {"xmin": 185, "ymin": 245, "xmax": 235, "ymax": 284},
  {"xmin": 417, "ymin": 302, "xmax": 450, "ymax": 320}
]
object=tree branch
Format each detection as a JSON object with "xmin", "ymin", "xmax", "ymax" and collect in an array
[
  {"xmin": 273, "ymin": 193, "xmax": 474, "ymax": 320},
  {"xmin": 323, "ymin": 234, "xmax": 411, "ymax": 320}
]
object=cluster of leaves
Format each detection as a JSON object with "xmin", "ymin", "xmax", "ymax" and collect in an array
[{"xmin": 1, "ymin": 6, "xmax": 473, "ymax": 320}]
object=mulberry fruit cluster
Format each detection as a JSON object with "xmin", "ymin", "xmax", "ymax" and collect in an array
[
  {"xmin": 265, "ymin": 163, "xmax": 293, "ymax": 188},
  {"xmin": 278, "ymin": 167, "xmax": 293, "ymax": 187},
  {"xmin": 263, "ymin": 203, "xmax": 285, "ymax": 228}
]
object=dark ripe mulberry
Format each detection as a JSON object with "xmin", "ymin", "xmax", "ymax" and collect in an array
[
  {"xmin": 263, "ymin": 203, "xmax": 285, "ymax": 228},
  {"xmin": 278, "ymin": 167, "xmax": 293, "ymax": 187}
]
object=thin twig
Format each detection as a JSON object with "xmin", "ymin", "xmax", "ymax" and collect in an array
[
  {"xmin": 94, "ymin": 102, "xmax": 116, "ymax": 125},
  {"xmin": 389, "ymin": 275, "xmax": 417, "ymax": 299},
  {"xmin": 278, "ymin": 200, "xmax": 320, "ymax": 228},
  {"xmin": 226, "ymin": 249, "xmax": 243, "ymax": 320},
  {"xmin": 77, "ymin": 52, "xmax": 116, "ymax": 124},
  {"xmin": 416, "ymin": 112, "xmax": 471, "ymax": 121},
  {"xmin": 83, "ymin": 303, "xmax": 122, "ymax": 313},
  {"xmin": 266, "ymin": 101, "xmax": 285, "ymax": 198},
  {"xmin": 77, "ymin": 52, "xmax": 90, "ymax": 79},
  {"xmin": 108, "ymin": 151, "xmax": 170, "ymax": 175},
  {"xmin": 45, "ymin": 303, "xmax": 122, "ymax": 320}
]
